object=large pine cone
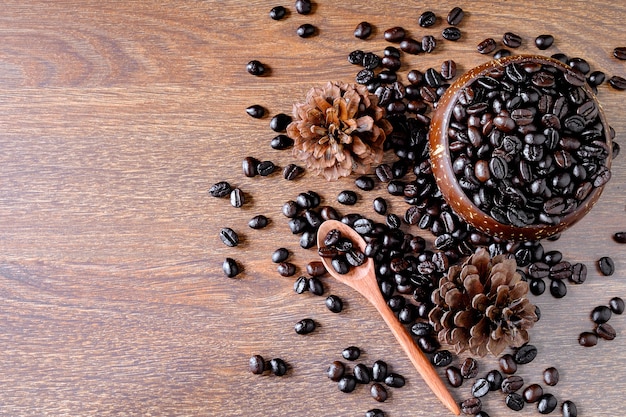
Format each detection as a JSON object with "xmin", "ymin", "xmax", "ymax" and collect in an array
[
  {"xmin": 286, "ymin": 81, "xmax": 392, "ymax": 181},
  {"xmin": 428, "ymin": 248, "xmax": 539, "ymax": 357}
]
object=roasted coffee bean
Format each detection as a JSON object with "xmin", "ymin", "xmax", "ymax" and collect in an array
[
  {"xmin": 523, "ymin": 384, "xmax": 544, "ymax": 403},
  {"xmin": 550, "ymin": 279, "xmax": 567, "ymax": 298},
  {"xmin": 505, "ymin": 393, "xmax": 525, "ymax": 411},
  {"xmin": 613, "ymin": 232, "xmax": 626, "ymax": 244},
  {"xmin": 384, "ymin": 26, "xmax": 406, "ymax": 42},
  {"xmin": 384, "ymin": 373, "xmax": 405, "ymax": 388},
  {"xmin": 591, "ymin": 305, "xmax": 612, "ymax": 323},
  {"xmin": 246, "ymin": 104, "xmax": 266, "ymax": 118},
  {"xmin": 501, "ymin": 375, "xmax": 524, "ymax": 393},
  {"xmin": 598, "ymin": 256, "xmax": 615, "ymax": 276},
  {"xmin": 543, "ymin": 250, "xmax": 563, "ymax": 265},
  {"xmin": 578, "ymin": 331, "xmax": 598, "ymax": 347},
  {"xmin": 441, "ymin": 60, "xmax": 457, "ymax": 80},
  {"xmin": 596, "ymin": 322, "xmax": 617, "ymax": 340},
  {"xmin": 537, "ymin": 393, "xmax": 557, "ymax": 414},
  {"xmin": 294, "ymin": 318, "xmax": 316, "ymax": 334},
  {"xmin": 608, "ymin": 75, "xmax": 626, "ymax": 90},
  {"xmin": 477, "ymin": 38, "xmax": 497, "ymax": 54},
  {"xmin": 562, "ymin": 400, "xmax": 578, "ymax": 417},
  {"xmin": 416, "ymin": 335, "xmax": 439, "ymax": 353},
  {"xmin": 326, "ymin": 360, "xmax": 345, "ymax": 381},
  {"xmin": 288, "ymin": 217, "xmax": 307, "ymax": 234},
  {"xmin": 342, "ymin": 346, "xmax": 361, "ymax": 361},
  {"xmin": 411, "ymin": 322, "xmax": 433, "ymax": 337},
  {"xmin": 355, "ymin": 176, "xmax": 375, "ymax": 191},
  {"xmin": 543, "ymin": 367, "xmax": 559, "ymax": 386},
  {"xmin": 293, "ymin": 276, "xmax": 308, "ymax": 294},
  {"xmin": 353, "ymin": 363, "xmax": 371, "ymax": 384},
  {"xmin": 356, "ymin": 69, "xmax": 375, "ymax": 84},
  {"xmin": 376, "ymin": 164, "xmax": 394, "ymax": 182},
  {"xmin": 530, "ymin": 278, "xmax": 546, "ymax": 295},
  {"xmin": 270, "ymin": 134, "xmax": 293, "ymax": 150},
  {"xmin": 249, "ymin": 354, "xmax": 265, "ymax": 374},
  {"xmin": 269, "ymin": 5, "xmax": 286, "ymax": 20},
  {"xmin": 282, "ymin": 163, "xmax": 303, "ymax": 180},
  {"xmin": 610, "ymin": 297, "xmax": 625, "ymax": 314},
  {"xmin": 499, "ymin": 354, "xmax": 517, "ymax": 374},
  {"xmin": 365, "ymin": 409, "xmax": 384, "ymax": 417},
  {"xmin": 269, "ymin": 358, "xmax": 287, "ymax": 376},
  {"xmin": 337, "ymin": 190, "xmax": 358, "ymax": 205},
  {"xmin": 447, "ymin": 7, "xmax": 464, "ymax": 25},
  {"xmin": 294, "ymin": 0, "xmax": 312, "ymax": 14},
  {"xmin": 272, "ymin": 248, "xmax": 289, "ymax": 263},
  {"xmin": 306, "ymin": 261, "xmax": 325, "ymax": 277},
  {"xmin": 493, "ymin": 49, "xmax": 511, "ymax": 59},
  {"xmin": 502, "ymin": 32, "xmax": 522, "ymax": 48},
  {"xmin": 370, "ymin": 383, "xmax": 388, "ymax": 402},
  {"xmin": 209, "ymin": 181, "xmax": 231, "ymax": 197},
  {"xmin": 282, "ymin": 200, "xmax": 298, "ymax": 218},
  {"xmin": 568, "ymin": 57, "xmax": 590, "ymax": 74},
  {"xmin": 325, "ymin": 294, "xmax": 343, "ymax": 313},
  {"xmin": 446, "ymin": 366, "xmax": 463, "ymax": 387},
  {"xmin": 277, "ymin": 262, "xmax": 296, "ymax": 277},
  {"xmin": 486, "ymin": 369, "xmax": 503, "ymax": 391},
  {"xmin": 257, "ymin": 160, "xmax": 276, "ymax": 176},
  {"xmin": 432, "ymin": 350, "xmax": 453, "ymax": 367},
  {"xmin": 296, "ymin": 23, "xmax": 316, "ymax": 38},
  {"xmin": 371, "ymin": 197, "xmax": 388, "ymax": 215},
  {"xmin": 570, "ymin": 262, "xmax": 587, "ymax": 284},
  {"xmin": 354, "ymin": 21, "xmax": 373, "ymax": 39},
  {"xmin": 588, "ymin": 70, "xmax": 606, "ymax": 86},
  {"xmin": 219, "ymin": 227, "xmax": 239, "ymax": 247},
  {"xmin": 248, "ymin": 214, "xmax": 269, "ymax": 229},
  {"xmin": 246, "ymin": 60, "xmax": 266, "ymax": 76},
  {"xmin": 614, "ymin": 47, "xmax": 626, "ymax": 60},
  {"xmin": 407, "ymin": 69, "xmax": 424, "ymax": 85},
  {"xmin": 400, "ymin": 38, "xmax": 422, "ymax": 55},
  {"xmin": 442, "ymin": 27, "xmax": 462, "ymax": 41},
  {"xmin": 514, "ymin": 344, "xmax": 537, "ymax": 364},
  {"xmin": 421, "ymin": 35, "xmax": 437, "ymax": 53},
  {"xmin": 331, "ymin": 255, "xmax": 349, "ymax": 274},
  {"xmin": 346, "ymin": 249, "xmax": 366, "ymax": 267},
  {"xmin": 338, "ymin": 375, "xmax": 357, "ymax": 393},
  {"xmin": 461, "ymin": 397, "xmax": 482, "ymax": 414},
  {"xmin": 472, "ymin": 378, "xmax": 490, "ymax": 398},
  {"xmin": 223, "ymin": 258, "xmax": 240, "ymax": 278},
  {"xmin": 348, "ymin": 49, "xmax": 365, "ymax": 65},
  {"xmin": 270, "ymin": 113, "xmax": 292, "ymax": 132},
  {"xmin": 461, "ymin": 357, "xmax": 479, "ymax": 378},
  {"xmin": 362, "ymin": 52, "xmax": 381, "ymax": 70},
  {"xmin": 371, "ymin": 360, "xmax": 388, "ymax": 382},
  {"xmin": 419, "ymin": 11, "xmax": 437, "ymax": 27},
  {"xmin": 535, "ymin": 34, "xmax": 554, "ymax": 50},
  {"xmin": 307, "ymin": 276, "xmax": 324, "ymax": 295}
]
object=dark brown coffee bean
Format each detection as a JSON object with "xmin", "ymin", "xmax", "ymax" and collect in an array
[
  {"xmin": 613, "ymin": 232, "xmax": 626, "ymax": 244},
  {"xmin": 591, "ymin": 305, "xmax": 612, "ymax": 323},
  {"xmin": 502, "ymin": 32, "xmax": 522, "ymax": 48},
  {"xmin": 342, "ymin": 346, "xmax": 361, "ymax": 361},
  {"xmin": 246, "ymin": 60, "xmax": 266, "ymax": 76},
  {"xmin": 614, "ymin": 47, "xmax": 626, "ymax": 60},
  {"xmin": 246, "ymin": 104, "xmax": 266, "ymax": 118},
  {"xmin": 249, "ymin": 354, "xmax": 266, "ymax": 374},
  {"xmin": 209, "ymin": 181, "xmax": 231, "ymax": 197},
  {"xmin": 523, "ymin": 384, "xmax": 543, "ymax": 403},
  {"xmin": 610, "ymin": 297, "xmax": 625, "ymax": 314},
  {"xmin": 219, "ymin": 227, "xmax": 239, "ymax": 247},
  {"xmin": 230, "ymin": 188, "xmax": 245, "ymax": 207},
  {"xmin": 499, "ymin": 354, "xmax": 517, "ymax": 374},
  {"xmin": 337, "ymin": 190, "xmax": 358, "ymax": 205},
  {"xmin": 294, "ymin": 0, "xmax": 312, "ymax": 14},
  {"xmin": 376, "ymin": 164, "xmax": 393, "ymax": 182},
  {"xmin": 326, "ymin": 360, "xmax": 345, "ymax": 381},
  {"xmin": 325, "ymin": 294, "xmax": 343, "ymax": 313},
  {"xmin": 460, "ymin": 397, "xmax": 481, "ymax": 414},
  {"xmin": 272, "ymin": 248, "xmax": 289, "ymax": 263},
  {"xmin": 282, "ymin": 163, "xmax": 303, "ymax": 180},
  {"xmin": 338, "ymin": 375, "xmax": 356, "ymax": 392},
  {"xmin": 486, "ymin": 369, "xmax": 503, "ymax": 391},
  {"xmin": 549, "ymin": 261, "xmax": 572, "ymax": 280},
  {"xmin": 535, "ymin": 34, "xmax": 554, "ymax": 50},
  {"xmin": 609, "ymin": 75, "xmax": 626, "ymax": 90},
  {"xmin": 371, "ymin": 383, "xmax": 388, "ymax": 402},
  {"xmin": 501, "ymin": 375, "xmax": 524, "ymax": 393},
  {"xmin": 419, "ymin": 11, "xmax": 437, "ymax": 27},
  {"xmin": 294, "ymin": 318, "xmax": 315, "ymax": 334},
  {"xmin": 537, "ymin": 393, "xmax": 558, "ymax": 414},
  {"xmin": 505, "ymin": 393, "xmax": 525, "ymax": 411},
  {"xmin": 461, "ymin": 357, "xmax": 479, "ymax": 378},
  {"xmin": 562, "ymin": 400, "xmax": 578, "ymax": 417},
  {"xmin": 277, "ymin": 262, "xmax": 296, "ymax": 277},
  {"xmin": 400, "ymin": 38, "xmax": 421, "ymax": 54},
  {"xmin": 421, "ymin": 35, "xmax": 437, "ymax": 53},
  {"xmin": 550, "ymin": 279, "xmax": 567, "ymax": 298},
  {"xmin": 598, "ymin": 256, "xmax": 615, "ymax": 276},
  {"xmin": 384, "ymin": 372, "xmax": 405, "ymax": 388},
  {"xmin": 596, "ymin": 322, "xmax": 617, "ymax": 340},
  {"xmin": 447, "ymin": 7, "xmax": 464, "ymax": 25},
  {"xmin": 270, "ymin": 113, "xmax": 293, "ymax": 132},
  {"xmin": 248, "ymin": 215, "xmax": 269, "ymax": 229},
  {"xmin": 442, "ymin": 26, "xmax": 462, "ymax": 41},
  {"xmin": 354, "ymin": 21, "xmax": 373, "ymax": 39},
  {"xmin": 353, "ymin": 363, "xmax": 371, "ymax": 384},
  {"xmin": 472, "ymin": 378, "xmax": 490, "ymax": 398},
  {"xmin": 365, "ymin": 409, "xmax": 384, "ymax": 417},
  {"xmin": 579, "ymin": 331, "xmax": 598, "ymax": 347},
  {"xmin": 446, "ymin": 366, "xmax": 463, "ymax": 387},
  {"xmin": 355, "ymin": 175, "xmax": 375, "ymax": 191},
  {"xmin": 384, "ymin": 26, "xmax": 406, "ymax": 42},
  {"xmin": 570, "ymin": 262, "xmax": 587, "ymax": 284},
  {"xmin": 441, "ymin": 60, "xmax": 457, "ymax": 80},
  {"xmin": 514, "ymin": 344, "xmax": 537, "ymax": 364},
  {"xmin": 223, "ymin": 258, "xmax": 240, "ymax": 278},
  {"xmin": 493, "ymin": 49, "xmax": 511, "ymax": 59},
  {"xmin": 242, "ymin": 156, "xmax": 259, "ymax": 177},
  {"xmin": 306, "ymin": 261, "xmax": 325, "ymax": 277},
  {"xmin": 269, "ymin": 358, "xmax": 287, "ymax": 376},
  {"xmin": 477, "ymin": 38, "xmax": 497, "ymax": 54},
  {"xmin": 257, "ymin": 160, "xmax": 276, "ymax": 176}
]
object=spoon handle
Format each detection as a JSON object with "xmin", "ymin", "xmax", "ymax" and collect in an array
[{"xmin": 369, "ymin": 288, "xmax": 461, "ymax": 415}]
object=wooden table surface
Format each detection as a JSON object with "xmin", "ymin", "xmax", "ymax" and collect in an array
[{"xmin": 1, "ymin": 1, "xmax": 625, "ymax": 416}]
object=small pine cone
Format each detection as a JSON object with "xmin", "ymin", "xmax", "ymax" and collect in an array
[
  {"xmin": 286, "ymin": 81, "xmax": 393, "ymax": 181},
  {"xmin": 428, "ymin": 248, "xmax": 538, "ymax": 357}
]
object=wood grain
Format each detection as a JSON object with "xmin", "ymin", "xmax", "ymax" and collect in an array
[{"xmin": 0, "ymin": 1, "xmax": 625, "ymax": 416}]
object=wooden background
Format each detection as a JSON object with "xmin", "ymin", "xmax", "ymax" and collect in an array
[{"xmin": 0, "ymin": 1, "xmax": 625, "ymax": 416}]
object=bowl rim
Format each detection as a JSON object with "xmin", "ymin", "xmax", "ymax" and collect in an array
[{"xmin": 429, "ymin": 54, "xmax": 613, "ymax": 241}]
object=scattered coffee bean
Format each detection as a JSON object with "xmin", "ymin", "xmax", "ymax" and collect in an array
[
  {"xmin": 337, "ymin": 190, "xmax": 358, "ymax": 205},
  {"xmin": 442, "ymin": 26, "xmax": 462, "ymax": 41},
  {"xmin": 355, "ymin": 176, "xmax": 375, "ymax": 191},
  {"xmin": 269, "ymin": 358, "xmax": 288, "ymax": 376},
  {"xmin": 294, "ymin": 318, "xmax": 316, "ymax": 334},
  {"xmin": 471, "ymin": 378, "xmax": 490, "ymax": 398},
  {"xmin": 209, "ymin": 181, "xmax": 231, "ymax": 197},
  {"xmin": 499, "ymin": 354, "xmax": 517, "ymax": 374},
  {"xmin": 570, "ymin": 263, "xmax": 587, "ymax": 284},
  {"xmin": 505, "ymin": 392, "xmax": 525, "ymax": 411},
  {"xmin": 579, "ymin": 331, "xmax": 598, "ymax": 347},
  {"xmin": 613, "ymin": 232, "xmax": 626, "ymax": 244},
  {"xmin": 418, "ymin": 11, "xmax": 437, "ymax": 27},
  {"xmin": 342, "ymin": 346, "xmax": 361, "ymax": 361},
  {"xmin": 294, "ymin": 0, "xmax": 312, "ymax": 15},
  {"xmin": 270, "ymin": 113, "xmax": 292, "ymax": 132},
  {"xmin": 338, "ymin": 375, "xmax": 357, "ymax": 393},
  {"xmin": 307, "ymin": 276, "xmax": 324, "ymax": 295},
  {"xmin": 283, "ymin": 164, "xmax": 303, "ymax": 180},
  {"xmin": 432, "ymin": 350, "xmax": 453, "ymax": 367},
  {"xmin": 219, "ymin": 227, "xmax": 239, "ymax": 247},
  {"xmin": 614, "ymin": 47, "xmax": 626, "ymax": 60},
  {"xmin": 365, "ymin": 409, "xmax": 384, "ymax": 417},
  {"xmin": 441, "ymin": 60, "xmax": 457, "ymax": 80},
  {"xmin": 246, "ymin": 104, "xmax": 266, "ymax": 118},
  {"xmin": 591, "ymin": 305, "xmax": 612, "ymax": 323},
  {"xmin": 325, "ymin": 295, "xmax": 343, "ymax": 313},
  {"xmin": 530, "ymin": 278, "xmax": 546, "ymax": 295},
  {"xmin": 277, "ymin": 262, "xmax": 296, "ymax": 277},
  {"xmin": 447, "ymin": 7, "xmax": 464, "ymax": 25},
  {"xmin": 249, "ymin": 354, "xmax": 265, "ymax": 374},
  {"xmin": 271, "ymin": 248, "xmax": 289, "ymax": 263},
  {"xmin": 460, "ymin": 397, "xmax": 482, "ymax": 414},
  {"xmin": 297, "ymin": 23, "xmax": 316, "ymax": 38},
  {"xmin": 493, "ymin": 48, "xmax": 511, "ymax": 58},
  {"xmin": 609, "ymin": 296, "xmax": 625, "ymax": 314},
  {"xmin": 446, "ymin": 366, "xmax": 463, "ymax": 387},
  {"xmin": 514, "ymin": 344, "xmax": 537, "ymax": 364},
  {"xmin": 400, "ymin": 38, "xmax": 422, "ymax": 54},
  {"xmin": 608, "ymin": 75, "xmax": 626, "ymax": 90},
  {"xmin": 370, "ymin": 383, "xmax": 388, "ymax": 402},
  {"xmin": 596, "ymin": 322, "xmax": 617, "ymax": 340},
  {"xmin": 535, "ymin": 34, "xmax": 554, "ymax": 50},
  {"xmin": 326, "ymin": 360, "xmax": 345, "ymax": 381},
  {"xmin": 461, "ymin": 357, "xmax": 479, "ymax": 378},
  {"xmin": 384, "ymin": 372, "xmax": 405, "ymax": 388},
  {"xmin": 537, "ymin": 393, "xmax": 557, "ymax": 414},
  {"xmin": 550, "ymin": 279, "xmax": 567, "ymax": 298},
  {"xmin": 562, "ymin": 400, "xmax": 578, "ymax": 417},
  {"xmin": 372, "ymin": 360, "xmax": 388, "ymax": 382},
  {"xmin": 477, "ymin": 38, "xmax": 497, "ymax": 54},
  {"xmin": 293, "ymin": 276, "xmax": 308, "ymax": 294},
  {"xmin": 353, "ymin": 363, "xmax": 371, "ymax": 384},
  {"xmin": 246, "ymin": 60, "xmax": 265, "ymax": 76},
  {"xmin": 354, "ymin": 21, "xmax": 373, "ymax": 39},
  {"xmin": 543, "ymin": 367, "xmax": 559, "ymax": 386},
  {"xmin": 501, "ymin": 375, "xmax": 524, "ymax": 394},
  {"xmin": 223, "ymin": 258, "xmax": 240, "ymax": 278},
  {"xmin": 523, "ymin": 384, "xmax": 544, "ymax": 403},
  {"xmin": 598, "ymin": 256, "xmax": 615, "ymax": 276},
  {"xmin": 257, "ymin": 160, "xmax": 276, "ymax": 176},
  {"xmin": 269, "ymin": 5, "xmax": 286, "ymax": 20},
  {"xmin": 421, "ymin": 35, "xmax": 437, "ymax": 53},
  {"xmin": 502, "ymin": 32, "xmax": 522, "ymax": 48},
  {"xmin": 588, "ymin": 70, "xmax": 606, "ymax": 86},
  {"xmin": 486, "ymin": 369, "xmax": 503, "ymax": 391}
]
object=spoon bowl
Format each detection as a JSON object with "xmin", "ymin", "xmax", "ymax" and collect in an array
[{"xmin": 317, "ymin": 220, "xmax": 460, "ymax": 415}]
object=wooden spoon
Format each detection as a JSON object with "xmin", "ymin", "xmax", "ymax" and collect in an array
[{"xmin": 317, "ymin": 220, "xmax": 460, "ymax": 416}]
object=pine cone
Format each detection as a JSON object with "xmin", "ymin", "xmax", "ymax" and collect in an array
[
  {"xmin": 286, "ymin": 81, "xmax": 392, "ymax": 181},
  {"xmin": 428, "ymin": 248, "xmax": 538, "ymax": 357}
]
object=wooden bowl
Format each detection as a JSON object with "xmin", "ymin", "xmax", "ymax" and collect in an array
[{"xmin": 429, "ymin": 55, "xmax": 613, "ymax": 241}]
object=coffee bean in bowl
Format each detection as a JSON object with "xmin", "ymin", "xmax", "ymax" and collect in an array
[{"xmin": 429, "ymin": 55, "xmax": 613, "ymax": 241}]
